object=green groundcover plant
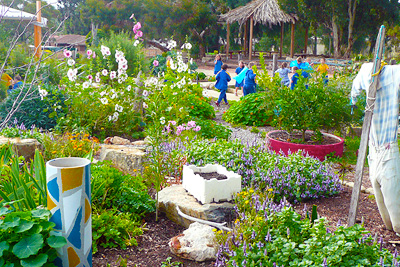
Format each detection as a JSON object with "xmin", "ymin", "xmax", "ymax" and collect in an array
[
  {"xmin": 91, "ymin": 161, "xmax": 155, "ymax": 253},
  {"xmin": 0, "ymin": 207, "xmax": 67, "ymax": 267},
  {"xmin": 185, "ymin": 138, "xmax": 341, "ymax": 203},
  {"xmin": 215, "ymin": 189, "xmax": 400, "ymax": 266}
]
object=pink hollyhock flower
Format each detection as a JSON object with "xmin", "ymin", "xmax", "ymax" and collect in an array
[
  {"xmin": 92, "ymin": 51, "xmax": 96, "ymax": 58},
  {"xmin": 129, "ymin": 13, "xmax": 135, "ymax": 19},
  {"xmin": 136, "ymin": 30, "xmax": 143, "ymax": 38},
  {"xmin": 63, "ymin": 49, "xmax": 72, "ymax": 58},
  {"xmin": 87, "ymin": 50, "xmax": 93, "ymax": 58},
  {"xmin": 153, "ymin": 60, "xmax": 159, "ymax": 67},
  {"xmin": 194, "ymin": 126, "xmax": 201, "ymax": 132},
  {"xmin": 87, "ymin": 75, "xmax": 93, "ymax": 80},
  {"xmin": 134, "ymin": 22, "xmax": 141, "ymax": 30}
]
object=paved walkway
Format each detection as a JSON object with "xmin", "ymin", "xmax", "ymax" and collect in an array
[{"xmin": 197, "ymin": 66, "xmax": 241, "ymax": 101}]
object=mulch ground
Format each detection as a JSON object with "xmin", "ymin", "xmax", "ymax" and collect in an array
[
  {"xmin": 92, "ymin": 212, "xmax": 214, "ymax": 267},
  {"xmin": 93, "ymin": 185, "xmax": 400, "ymax": 267}
]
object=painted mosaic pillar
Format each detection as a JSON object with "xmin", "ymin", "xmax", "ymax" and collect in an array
[{"xmin": 46, "ymin": 157, "xmax": 92, "ymax": 267}]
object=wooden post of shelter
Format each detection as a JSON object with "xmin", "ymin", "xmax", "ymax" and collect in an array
[
  {"xmin": 290, "ymin": 22, "xmax": 295, "ymax": 58},
  {"xmin": 280, "ymin": 23, "xmax": 284, "ymax": 58},
  {"xmin": 226, "ymin": 23, "xmax": 230, "ymax": 61},
  {"xmin": 249, "ymin": 16, "xmax": 254, "ymax": 61},
  {"xmin": 244, "ymin": 21, "xmax": 248, "ymax": 57},
  {"xmin": 34, "ymin": 0, "xmax": 42, "ymax": 59},
  {"xmin": 348, "ymin": 25, "xmax": 386, "ymax": 227},
  {"xmin": 304, "ymin": 27, "xmax": 308, "ymax": 54}
]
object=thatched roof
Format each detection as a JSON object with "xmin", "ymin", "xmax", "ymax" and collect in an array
[{"xmin": 220, "ymin": 0, "xmax": 297, "ymax": 26}]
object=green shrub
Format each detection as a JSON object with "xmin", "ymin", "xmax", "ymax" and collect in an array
[
  {"xmin": 274, "ymin": 74, "xmax": 353, "ymax": 143},
  {"xmin": 0, "ymin": 84, "xmax": 67, "ymax": 130},
  {"xmin": 222, "ymin": 93, "xmax": 273, "ymax": 126},
  {"xmin": 91, "ymin": 161, "xmax": 155, "ymax": 220},
  {"xmin": 0, "ymin": 207, "xmax": 67, "ymax": 266},
  {"xmin": 216, "ymin": 190, "xmax": 399, "ymax": 266},
  {"xmin": 90, "ymin": 31, "xmax": 147, "ymax": 76},
  {"xmin": 184, "ymin": 93, "xmax": 215, "ymax": 120},
  {"xmin": 195, "ymin": 119, "xmax": 231, "ymax": 140},
  {"xmin": 92, "ymin": 209, "xmax": 143, "ymax": 254}
]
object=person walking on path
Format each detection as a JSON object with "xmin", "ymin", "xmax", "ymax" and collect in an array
[
  {"xmin": 214, "ymin": 54, "xmax": 223, "ymax": 75},
  {"xmin": 243, "ymin": 62, "xmax": 257, "ymax": 96},
  {"xmin": 215, "ymin": 64, "xmax": 231, "ymax": 106},
  {"xmin": 234, "ymin": 61, "xmax": 245, "ymax": 96},
  {"xmin": 316, "ymin": 57, "xmax": 329, "ymax": 84},
  {"xmin": 275, "ymin": 62, "xmax": 291, "ymax": 87}
]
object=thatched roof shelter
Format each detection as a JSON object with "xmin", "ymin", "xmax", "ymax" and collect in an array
[
  {"xmin": 220, "ymin": 0, "xmax": 296, "ymax": 27},
  {"xmin": 220, "ymin": 0, "xmax": 299, "ymax": 60}
]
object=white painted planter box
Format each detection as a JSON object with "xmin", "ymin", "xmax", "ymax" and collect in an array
[{"xmin": 182, "ymin": 164, "xmax": 241, "ymax": 204}]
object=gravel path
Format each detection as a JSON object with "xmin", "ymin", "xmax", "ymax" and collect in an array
[{"xmin": 210, "ymin": 100, "xmax": 276, "ymax": 144}]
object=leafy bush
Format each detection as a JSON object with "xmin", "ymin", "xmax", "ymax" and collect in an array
[
  {"xmin": 91, "ymin": 161, "xmax": 155, "ymax": 219},
  {"xmin": 41, "ymin": 132, "xmax": 100, "ymax": 161},
  {"xmin": 90, "ymin": 31, "xmax": 147, "ymax": 76},
  {"xmin": 58, "ymin": 45, "xmax": 143, "ymax": 138},
  {"xmin": 222, "ymin": 93, "xmax": 273, "ymax": 126},
  {"xmin": 195, "ymin": 119, "xmax": 231, "ymax": 140},
  {"xmin": 215, "ymin": 189, "xmax": 400, "ymax": 266},
  {"xmin": 91, "ymin": 161, "xmax": 154, "ymax": 253},
  {"xmin": 274, "ymin": 75, "xmax": 353, "ymax": 143},
  {"xmin": 0, "ymin": 207, "xmax": 67, "ymax": 266},
  {"xmin": 92, "ymin": 209, "xmax": 143, "ymax": 254},
  {"xmin": 186, "ymin": 139, "xmax": 342, "ymax": 203},
  {"xmin": 184, "ymin": 93, "xmax": 215, "ymax": 120},
  {"xmin": 0, "ymin": 84, "xmax": 67, "ymax": 130}
]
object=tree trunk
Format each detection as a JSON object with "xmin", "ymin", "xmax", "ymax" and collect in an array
[
  {"xmin": 314, "ymin": 35, "xmax": 317, "ymax": 55},
  {"xmin": 199, "ymin": 43, "xmax": 206, "ymax": 58},
  {"xmin": 344, "ymin": 0, "xmax": 357, "ymax": 58},
  {"xmin": 145, "ymin": 39, "xmax": 169, "ymax": 52},
  {"xmin": 332, "ymin": 16, "xmax": 341, "ymax": 58},
  {"xmin": 304, "ymin": 27, "xmax": 309, "ymax": 54}
]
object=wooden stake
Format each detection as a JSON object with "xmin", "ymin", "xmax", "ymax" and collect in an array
[
  {"xmin": 34, "ymin": 0, "xmax": 42, "ymax": 59},
  {"xmin": 290, "ymin": 22, "xmax": 295, "ymax": 58},
  {"xmin": 348, "ymin": 25, "xmax": 386, "ymax": 227},
  {"xmin": 249, "ymin": 16, "xmax": 254, "ymax": 61}
]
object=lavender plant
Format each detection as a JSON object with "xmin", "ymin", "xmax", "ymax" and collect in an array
[
  {"xmin": 186, "ymin": 138, "xmax": 342, "ymax": 203},
  {"xmin": 215, "ymin": 189, "xmax": 400, "ymax": 266}
]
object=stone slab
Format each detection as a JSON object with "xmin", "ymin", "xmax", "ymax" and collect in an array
[
  {"xmin": 158, "ymin": 185, "xmax": 235, "ymax": 228},
  {"xmin": 0, "ymin": 136, "xmax": 42, "ymax": 161},
  {"xmin": 99, "ymin": 144, "xmax": 146, "ymax": 175}
]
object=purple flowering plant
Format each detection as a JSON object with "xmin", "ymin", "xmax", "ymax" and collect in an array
[
  {"xmin": 0, "ymin": 120, "xmax": 42, "ymax": 142},
  {"xmin": 187, "ymin": 137, "xmax": 342, "ymax": 203},
  {"xmin": 215, "ymin": 189, "xmax": 400, "ymax": 266}
]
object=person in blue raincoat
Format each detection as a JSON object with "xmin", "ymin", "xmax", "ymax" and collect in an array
[
  {"xmin": 214, "ymin": 54, "xmax": 223, "ymax": 75},
  {"xmin": 243, "ymin": 62, "xmax": 257, "ymax": 96},
  {"xmin": 215, "ymin": 64, "xmax": 231, "ymax": 106}
]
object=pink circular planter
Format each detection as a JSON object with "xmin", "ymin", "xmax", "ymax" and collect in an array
[{"xmin": 267, "ymin": 130, "xmax": 344, "ymax": 161}]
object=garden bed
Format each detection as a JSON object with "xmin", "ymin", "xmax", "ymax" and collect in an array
[{"xmin": 92, "ymin": 185, "xmax": 399, "ymax": 267}]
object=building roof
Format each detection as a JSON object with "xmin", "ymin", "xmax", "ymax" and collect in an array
[
  {"xmin": 0, "ymin": 4, "xmax": 47, "ymax": 27},
  {"xmin": 53, "ymin": 35, "xmax": 86, "ymax": 46},
  {"xmin": 219, "ymin": 0, "xmax": 297, "ymax": 26}
]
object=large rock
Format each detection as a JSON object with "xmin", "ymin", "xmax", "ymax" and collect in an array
[
  {"xmin": 169, "ymin": 222, "xmax": 217, "ymax": 262},
  {"xmin": 158, "ymin": 185, "xmax": 235, "ymax": 228},
  {"xmin": 99, "ymin": 144, "xmax": 146, "ymax": 175},
  {"xmin": 0, "ymin": 136, "xmax": 41, "ymax": 161}
]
